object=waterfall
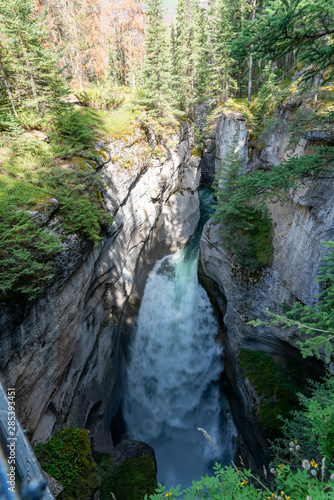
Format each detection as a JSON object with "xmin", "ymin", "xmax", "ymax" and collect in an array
[{"xmin": 123, "ymin": 190, "xmax": 237, "ymax": 489}]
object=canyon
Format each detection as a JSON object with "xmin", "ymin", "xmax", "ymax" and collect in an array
[{"xmin": 0, "ymin": 98, "xmax": 333, "ymax": 485}]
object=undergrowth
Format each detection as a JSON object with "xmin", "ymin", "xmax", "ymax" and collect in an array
[{"xmin": 0, "ymin": 102, "xmax": 116, "ymax": 301}]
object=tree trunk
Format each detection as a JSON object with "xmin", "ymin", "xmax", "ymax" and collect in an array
[
  {"xmin": 0, "ymin": 53, "xmax": 18, "ymax": 118},
  {"xmin": 247, "ymin": 0, "xmax": 256, "ymax": 103}
]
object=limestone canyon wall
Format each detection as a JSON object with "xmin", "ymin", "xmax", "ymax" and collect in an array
[{"xmin": 0, "ymin": 121, "xmax": 201, "ymax": 451}]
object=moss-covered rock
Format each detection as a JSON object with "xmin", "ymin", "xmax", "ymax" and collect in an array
[
  {"xmin": 35, "ymin": 428, "xmax": 100, "ymax": 500},
  {"xmin": 93, "ymin": 451, "xmax": 157, "ymax": 500},
  {"xmin": 239, "ymin": 349, "xmax": 302, "ymax": 439},
  {"xmin": 92, "ymin": 452, "xmax": 115, "ymax": 500},
  {"xmin": 113, "ymin": 455, "xmax": 157, "ymax": 500}
]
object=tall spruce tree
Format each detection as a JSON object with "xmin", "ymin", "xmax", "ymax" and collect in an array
[
  {"xmin": 0, "ymin": 0, "xmax": 66, "ymax": 115},
  {"xmin": 174, "ymin": 0, "xmax": 203, "ymax": 113},
  {"xmin": 195, "ymin": 7, "xmax": 210, "ymax": 101},
  {"xmin": 142, "ymin": 0, "xmax": 174, "ymax": 114},
  {"xmin": 206, "ymin": 0, "xmax": 238, "ymax": 102}
]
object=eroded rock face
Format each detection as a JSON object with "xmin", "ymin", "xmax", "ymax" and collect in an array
[
  {"xmin": 200, "ymin": 106, "xmax": 334, "ymax": 353},
  {"xmin": 215, "ymin": 112, "xmax": 249, "ymax": 173},
  {"xmin": 198, "ymin": 107, "xmax": 333, "ymax": 469},
  {"xmin": 0, "ymin": 121, "xmax": 201, "ymax": 451}
]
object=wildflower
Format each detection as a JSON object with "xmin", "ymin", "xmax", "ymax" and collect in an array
[
  {"xmin": 270, "ymin": 468, "xmax": 276, "ymax": 474},
  {"xmin": 306, "ymin": 496, "xmax": 312, "ymax": 500},
  {"xmin": 311, "ymin": 469, "xmax": 317, "ymax": 476},
  {"xmin": 296, "ymin": 445, "xmax": 301, "ymax": 451},
  {"xmin": 289, "ymin": 441, "xmax": 294, "ymax": 448},
  {"xmin": 165, "ymin": 494, "xmax": 171, "ymax": 498},
  {"xmin": 285, "ymin": 495, "xmax": 290, "ymax": 500},
  {"xmin": 330, "ymin": 473, "xmax": 334, "ymax": 480},
  {"xmin": 302, "ymin": 460, "xmax": 310, "ymax": 470},
  {"xmin": 289, "ymin": 447, "xmax": 294, "ymax": 452},
  {"xmin": 294, "ymin": 439, "xmax": 298, "ymax": 444},
  {"xmin": 310, "ymin": 459, "xmax": 318, "ymax": 468},
  {"xmin": 240, "ymin": 480, "xmax": 248, "ymax": 485},
  {"xmin": 278, "ymin": 464, "xmax": 284, "ymax": 470}
]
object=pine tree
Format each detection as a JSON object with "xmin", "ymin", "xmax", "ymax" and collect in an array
[
  {"xmin": 195, "ymin": 7, "xmax": 210, "ymax": 101},
  {"xmin": 0, "ymin": 44, "xmax": 18, "ymax": 117},
  {"xmin": 212, "ymin": 143, "xmax": 273, "ymax": 270},
  {"xmin": 206, "ymin": 0, "xmax": 238, "ymax": 102},
  {"xmin": 142, "ymin": 0, "xmax": 175, "ymax": 114},
  {"xmin": 173, "ymin": 0, "xmax": 203, "ymax": 113},
  {"xmin": 0, "ymin": 0, "xmax": 66, "ymax": 114}
]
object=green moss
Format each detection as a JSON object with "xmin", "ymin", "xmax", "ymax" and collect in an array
[
  {"xmin": 35, "ymin": 428, "xmax": 100, "ymax": 500},
  {"xmin": 113, "ymin": 455, "xmax": 157, "ymax": 500},
  {"xmin": 191, "ymin": 148, "xmax": 202, "ymax": 157},
  {"xmin": 70, "ymin": 156, "xmax": 96, "ymax": 171},
  {"xmin": 239, "ymin": 349, "xmax": 302, "ymax": 439},
  {"xmin": 95, "ymin": 148, "xmax": 109, "ymax": 164},
  {"xmin": 92, "ymin": 452, "xmax": 115, "ymax": 500},
  {"xmin": 93, "ymin": 452, "xmax": 156, "ymax": 500}
]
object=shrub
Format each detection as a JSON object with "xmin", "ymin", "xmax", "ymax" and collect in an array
[
  {"xmin": 146, "ymin": 461, "xmax": 334, "ymax": 499},
  {"xmin": 51, "ymin": 108, "xmax": 97, "ymax": 156},
  {"xmin": 0, "ymin": 191, "xmax": 62, "ymax": 300},
  {"xmin": 73, "ymin": 84, "xmax": 125, "ymax": 110},
  {"xmin": 44, "ymin": 166, "xmax": 113, "ymax": 245}
]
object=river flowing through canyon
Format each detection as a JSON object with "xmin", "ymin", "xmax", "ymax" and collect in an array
[{"xmin": 123, "ymin": 189, "xmax": 237, "ymax": 488}]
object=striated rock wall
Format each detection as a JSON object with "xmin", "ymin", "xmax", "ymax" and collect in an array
[
  {"xmin": 0, "ymin": 121, "xmax": 201, "ymax": 451},
  {"xmin": 200, "ymin": 106, "xmax": 334, "ymax": 353},
  {"xmin": 198, "ymin": 107, "xmax": 333, "ymax": 468}
]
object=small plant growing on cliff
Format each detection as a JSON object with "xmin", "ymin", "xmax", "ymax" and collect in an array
[
  {"xmin": 212, "ymin": 143, "xmax": 274, "ymax": 270},
  {"xmin": 0, "ymin": 203, "xmax": 62, "ymax": 300}
]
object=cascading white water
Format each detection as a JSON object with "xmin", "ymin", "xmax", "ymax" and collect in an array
[{"xmin": 123, "ymin": 190, "xmax": 237, "ymax": 489}]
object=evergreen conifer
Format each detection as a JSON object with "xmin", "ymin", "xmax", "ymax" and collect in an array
[{"xmin": 142, "ymin": 0, "xmax": 175, "ymax": 115}]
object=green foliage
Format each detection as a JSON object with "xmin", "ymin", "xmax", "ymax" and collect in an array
[
  {"xmin": 174, "ymin": 0, "xmax": 203, "ymax": 112},
  {"xmin": 92, "ymin": 452, "xmax": 115, "ymax": 500},
  {"xmin": 0, "ymin": 0, "xmax": 67, "ymax": 115},
  {"xmin": 205, "ymin": 0, "xmax": 238, "ymax": 103},
  {"xmin": 35, "ymin": 428, "xmax": 100, "ymax": 500},
  {"xmin": 0, "ymin": 201, "xmax": 62, "ymax": 300},
  {"xmin": 212, "ymin": 142, "xmax": 334, "ymax": 271},
  {"xmin": 239, "ymin": 349, "xmax": 301, "ymax": 438},
  {"xmin": 0, "ymin": 153, "xmax": 113, "ymax": 300},
  {"xmin": 212, "ymin": 143, "xmax": 274, "ymax": 270},
  {"xmin": 73, "ymin": 84, "xmax": 125, "ymax": 110},
  {"xmin": 91, "ymin": 452, "xmax": 157, "ymax": 500},
  {"xmin": 141, "ymin": 0, "xmax": 176, "ymax": 116},
  {"xmin": 271, "ymin": 374, "xmax": 334, "ymax": 470},
  {"xmin": 251, "ymin": 64, "xmax": 281, "ymax": 124},
  {"xmin": 145, "ymin": 461, "xmax": 334, "ymax": 499},
  {"xmin": 44, "ymin": 167, "xmax": 113, "ymax": 245},
  {"xmin": 112, "ymin": 455, "xmax": 157, "ymax": 500},
  {"xmin": 244, "ymin": 0, "xmax": 334, "ymax": 85},
  {"xmin": 51, "ymin": 108, "xmax": 97, "ymax": 154}
]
